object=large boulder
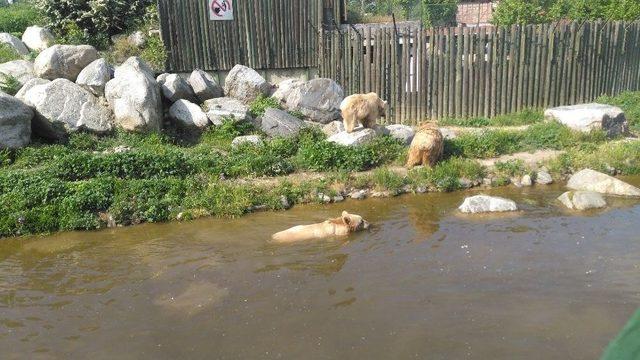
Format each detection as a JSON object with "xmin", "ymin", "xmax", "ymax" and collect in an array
[
  {"xmin": 384, "ymin": 124, "xmax": 415, "ymax": 145},
  {"xmin": 157, "ymin": 73, "xmax": 197, "ymax": 103},
  {"xmin": 328, "ymin": 128, "xmax": 377, "ymax": 147},
  {"xmin": 21, "ymin": 26, "xmax": 55, "ymax": 52},
  {"xmin": 232, "ymin": 135, "xmax": 263, "ymax": 148},
  {"xmin": 105, "ymin": 57, "xmax": 162, "ymax": 133},
  {"xmin": 0, "ymin": 33, "xmax": 29, "ymax": 56},
  {"xmin": 34, "ymin": 45, "xmax": 99, "ymax": 81},
  {"xmin": 272, "ymin": 78, "xmax": 304, "ymax": 104},
  {"xmin": 0, "ymin": 60, "xmax": 34, "ymax": 88},
  {"xmin": 203, "ymin": 97, "xmax": 252, "ymax": 125},
  {"xmin": 76, "ymin": 59, "xmax": 113, "ymax": 97},
  {"xmin": 0, "ymin": 91, "xmax": 32, "ymax": 149},
  {"xmin": 15, "ymin": 78, "xmax": 50, "ymax": 99},
  {"xmin": 17, "ymin": 78, "xmax": 113, "ymax": 139},
  {"xmin": 189, "ymin": 69, "xmax": 223, "ymax": 102},
  {"xmin": 544, "ymin": 103, "xmax": 628, "ymax": 138},
  {"xmin": 322, "ymin": 120, "xmax": 345, "ymax": 137},
  {"xmin": 279, "ymin": 78, "xmax": 343, "ymax": 124},
  {"xmin": 223, "ymin": 64, "xmax": 270, "ymax": 104},
  {"xmin": 260, "ymin": 108, "xmax": 306, "ymax": 138},
  {"xmin": 558, "ymin": 191, "xmax": 607, "ymax": 211},
  {"xmin": 169, "ymin": 99, "xmax": 210, "ymax": 129},
  {"xmin": 567, "ymin": 169, "xmax": 640, "ymax": 196},
  {"xmin": 459, "ymin": 195, "xmax": 518, "ymax": 214}
]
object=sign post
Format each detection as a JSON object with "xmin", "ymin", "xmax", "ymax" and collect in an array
[{"xmin": 209, "ymin": 0, "xmax": 233, "ymax": 21}]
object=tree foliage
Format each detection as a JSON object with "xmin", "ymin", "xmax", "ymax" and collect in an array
[
  {"xmin": 493, "ymin": 0, "xmax": 640, "ymax": 25},
  {"xmin": 347, "ymin": 0, "xmax": 458, "ymax": 27}
]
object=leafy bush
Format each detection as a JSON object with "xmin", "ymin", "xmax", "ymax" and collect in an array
[
  {"xmin": 36, "ymin": 0, "xmax": 153, "ymax": 49},
  {"xmin": 58, "ymin": 177, "xmax": 116, "ymax": 230},
  {"xmin": 371, "ymin": 167, "xmax": 407, "ymax": 192},
  {"xmin": 445, "ymin": 130, "xmax": 521, "ymax": 158},
  {"xmin": 409, "ymin": 157, "xmax": 485, "ymax": 192},
  {"xmin": 0, "ymin": 43, "xmax": 21, "ymax": 63},
  {"xmin": 109, "ymin": 178, "xmax": 186, "ymax": 225},
  {"xmin": 0, "ymin": 73, "xmax": 21, "ymax": 95},
  {"xmin": 493, "ymin": 0, "xmax": 640, "ymax": 25},
  {"xmin": 249, "ymin": 94, "xmax": 282, "ymax": 118},
  {"xmin": 0, "ymin": 1, "xmax": 43, "ymax": 33}
]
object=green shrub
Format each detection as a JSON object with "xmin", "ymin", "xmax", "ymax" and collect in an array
[
  {"xmin": 140, "ymin": 34, "xmax": 167, "ymax": 72},
  {"xmin": 597, "ymin": 91, "xmax": 640, "ymax": 129},
  {"xmin": 409, "ymin": 157, "xmax": 485, "ymax": 192},
  {"xmin": 0, "ymin": 1, "xmax": 43, "ymax": 33},
  {"xmin": 222, "ymin": 139, "xmax": 296, "ymax": 177},
  {"xmin": 445, "ymin": 130, "xmax": 522, "ymax": 158},
  {"xmin": 11, "ymin": 144, "xmax": 72, "ymax": 169},
  {"xmin": 109, "ymin": 178, "xmax": 186, "ymax": 225},
  {"xmin": 371, "ymin": 167, "xmax": 407, "ymax": 192},
  {"xmin": 58, "ymin": 177, "xmax": 116, "ymax": 230},
  {"xmin": 495, "ymin": 159, "xmax": 527, "ymax": 177},
  {"xmin": 0, "ymin": 73, "xmax": 22, "ymax": 95},
  {"xmin": 249, "ymin": 94, "xmax": 283, "ymax": 118},
  {"xmin": 0, "ymin": 43, "xmax": 21, "ymax": 63}
]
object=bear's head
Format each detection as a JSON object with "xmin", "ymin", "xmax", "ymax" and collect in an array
[
  {"xmin": 341, "ymin": 211, "xmax": 370, "ymax": 232},
  {"xmin": 378, "ymin": 98, "xmax": 388, "ymax": 118}
]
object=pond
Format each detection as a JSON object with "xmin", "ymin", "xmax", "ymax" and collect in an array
[{"xmin": 1, "ymin": 180, "xmax": 640, "ymax": 359}]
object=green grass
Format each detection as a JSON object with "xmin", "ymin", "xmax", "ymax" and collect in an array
[
  {"xmin": 438, "ymin": 109, "xmax": 544, "ymax": 127},
  {"xmin": 0, "ymin": 73, "xmax": 22, "ymax": 95},
  {"xmin": 0, "ymin": 1, "xmax": 43, "ymax": 34},
  {"xmin": 0, "ymin": 43, "xmax": 21, "ymax": 63},
  {"xmin": 409, "ymin": 157, "xmax": 486, "ymax": 192},
  {"xmin": 597, "ymin": 91, "xmax": 640, "ymax": 131},
  {"xmin": 249, "ymin": 94, "xmax": 283, "ymax": 118}
]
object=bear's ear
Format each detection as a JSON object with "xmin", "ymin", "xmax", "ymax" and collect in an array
[{"xmin": 341, "ymin": 211, "xmax": 351, "ymax": 225}]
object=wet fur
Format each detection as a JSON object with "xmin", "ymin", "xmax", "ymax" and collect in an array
[
  {"xmin": 340, "ymin": 93, "xmax": 387, "ymax": 133},
  {"xmin": 271, "ymin": 211, "xmax": 369, "ymax": 243},
  {"xmin": 406, "ymin": 123, "xmax": 444, "ymax": 168}
]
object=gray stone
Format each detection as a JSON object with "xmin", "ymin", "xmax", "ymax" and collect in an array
[
  {"xmin": 157, "ymin": 73, "xmax": 197, "ymax": 103},
  {"xmin": 18, "ymin": 78, "xmax": 113, "ymax": 139},
  {"xmin": 128, "ymin": 31, "xmax": 146, "ymax": 48},
  {"xmin": 280, "ymin": 78, "xmax": 343, "ymax": 124},
  {"xmin": 558, "ymin": 191, "xmax": 607, "ymax": 211},
  {"xmin": 350, "ymin": 189, "xmax": 368, "ymax": 200},
  {"xmin": 169, "ymin": 99, "xmax": 210, "ymax": 129},
  {"xmin": 0, "ymin": 33, "xmax": 29, "ymax": 56},
  {"xmin": 0, "ymin": 91, "xmax": 32, "ymax": 149},
  {"xmin": 521, "ymin": 174, "xmax": 533, "ymax": 187},
  {"xmin": 21, "ymin": 26, "xmax": 55, "ymax": 52},
  {"xmin": 384, "ymin": 124, "xmax": 415, "ymax": 145},
  {"xmin": 189, "ymin": 69, "xmax": 223, "ymax": 102},
  {"xmin": 231, "ymin": 135, "xmax": 263, "ymax": 148},
  {"xmin": 15, "ymin": 78, "xmax": 49, "ymax": 99},
  {"xmin": 34, "ymin": 45, "xmax": 99, "ymax": 81},
  {"xmin": 279, "ymin": 195, "xmax": 291, "ymax": 210},
  {"xmin": 332, "ymin": 195, "xmax": 345, "ymax": 202},
  {"xmin": 459, "ymin": 195, "xmax": 518, "ymax": 214},
  {"xmin": 544, "ymin": 103, "xmax": 629, "ymax": 138},
  {"xmin": 536, "ymin": 170, "xmax": 553, "ymax": 185},
  {"xmin": 0, "ymin": 60, "xmax": 34, "ymax": 88},
  {"xmin": 223, "ymin": 64, "xmax": 270, "ymax": 104},
  {"xmin": 105, "ymin": 57, "xmax": 162, "ymax": 133},
  {"xmin": 260, "ymin": 108, "xmax": 306, "ymax": 138},
  {"xmin": 567, "ymin": 169, "xmax": 640, "ymax": 197},
  {"xmin": 322, "ymin": 120, "xmax": 345, "ymax": 137},
  {"xmin": 76, "ymin": 59, "xmax": 113, "ymax": 97},
  {"xmin": 318, "ymin": 193, "xmax": 332, "ymax": 203},
  {"xmin": 327, "ymin": 128, "xmax": 377, "ymax": 146},
  {"xmin": 271, "ymin": 78, "xmax": 304, "ymax": 104},
  {"xmin": 203, "ymin": 97, "xmax": 252, "ymax": 125}
]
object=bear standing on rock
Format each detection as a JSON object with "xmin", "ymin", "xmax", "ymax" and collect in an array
[
  {"xmin": 340, "ymin": 92, "xmax": 387, "ymax": 133},
  {"xmin": 406, "ymin": 122, "xmax": 444, "ymax": 169}
]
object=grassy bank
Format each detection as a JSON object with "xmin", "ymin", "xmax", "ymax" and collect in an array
[{"xmin": 2, "ymin": 90, "xmax": 640, "ymax": 238}]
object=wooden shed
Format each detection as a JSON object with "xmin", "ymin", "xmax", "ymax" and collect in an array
[{"xmin": 157, "ymin": 0, "xmax": 347, "ymax": 72}]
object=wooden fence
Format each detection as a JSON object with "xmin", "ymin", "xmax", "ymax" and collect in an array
[
  {"xmin": 157, "ymin": 0, "xmax": 324, "ymax": 72},
  {"xmin": 319, "ymin": 21, "xmax": 640, "ymax": 124}
]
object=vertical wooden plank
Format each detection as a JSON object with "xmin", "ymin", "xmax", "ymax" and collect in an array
[
  {"xmin": 490, "ymin": 27, "xmax": 498, "ymax": 118},
  {"xmin": 499, "ymin": 26, "xmax": 508, "ymax": 115},
  {"xmin": 447, "ymin": 27, "xmax": 456, "ymax": 119},
  {"xmin": 516, "ymin": 24, "xmax": 526, "ymax": 112},
  {"xmin": 483, "ymin": 27, "xmax": 491, "ymax": 118},
  {"xmin": 438, "ymin": 28, "xmax": 446, "ymax": 120},
  {"xmin": 454, "ymin": 27, "xmax": 463, "ymax": 118},
  {"xmin": 461, "ymin": 27, "xmax": 469, "ymax": 118}
]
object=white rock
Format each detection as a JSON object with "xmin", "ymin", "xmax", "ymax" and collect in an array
[
  {"xmin": 280, "ymin": 78, "xmax": 343, "ymax": 124},
  {"xmin": 18, "ymin": 78, "xmax": 113, "ymax": 139},
  {"xmin": 272, "ymin": 78, "xmax": 304, "ymax": 104},
  {"xmin": 521, "ymin": 174, "xmax": 533, "ymax": 187},
  {"xmin": 76, "ymin": 59, "xmax": 113, "ymax": 96},
  {"xmin": 34, "ymin": 45, "xmax": 99, "ymax": 81},
  {"xmin": 558, "ymin": 191, "xmax": 607, "ymax": 211},
  {"xmin": 567, "ymin": 169, "xmax": 640, "ymax": 197},
  {"xmin": 21, "ymin": 26, "xmax": 55, "ymax": 51},
  {"xmin": 322, "ymin": 120, "xmax": 345, "ymax": 137},
  {"xmin": 105, "ymin": 57, "xmax": 162, "ymax": 133},
  {"xmin": 223, "ymin": 64, "xmax": 270, "ymax": 104},
  {"xmin": 536, "ymin": 170, "xmax": 553, "ymax": 185},
  {"xmin": 203, "ymin": 97, "xmax": 252, "ymax": 125},
  {"xmin": 157, "ymin": 73, "xmax": 197, "ymax": 103},
  {"xmin": 384, "ymin": 124, "xmax": 415, "ymax": 145},
  {"xmin": 0, "ymin": 60, "xmax": 34, "ymax": 88},
  {"xmin": 15, "ymin": 78, "xmax": 49, "ymax": 99},
  {"xmin": 459, "ymin": 195, "xmax": 518, "ymax": 214},
  {"xmin": 0, "ymin": 90, "xmax": 32, "ymax": 149},
  {"xmin": 544, "ymin": 103, "xmax": 628, "ymax": 137},
  {"xmin": 189, "ymin": 69, "xmax": 223, "ymax": 102},
  {"xmin": 169, "ymin": 99, "xmax": 210, "ymax": 129},
  {"xmin": 260, "ymin": 108, "xmax": 306, "ymax": 138},
  {"xmin": 328, "ymin": 128, "xmax": 377, "ymax": 146},
  {"xmin": 350, "ymin": 189, "xmax": 368, "ymax": 200},
  {"xmin": 0, "ymin": 32, "xmax": 29, "ymax": 55},
  {"xmin": 231, "ymin": 135, "xmax": 263, "ymax": 148}
]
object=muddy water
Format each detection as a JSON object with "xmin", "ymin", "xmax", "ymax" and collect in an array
[{"xmin": 2, "ymin": 181, "xmax": 640, "ymax": 360}]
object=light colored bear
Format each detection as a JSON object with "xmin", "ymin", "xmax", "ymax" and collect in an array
[
  {"xmin": 271, "ymin": 211, "xmax": 370, "ymax": 243},
  {"xmin": 406, "ymin": 122, "xmax": 444, "ymax": 169},
  {"xmin": 340, "ymin": 93, "xmax": 387, "ymax": 133}
]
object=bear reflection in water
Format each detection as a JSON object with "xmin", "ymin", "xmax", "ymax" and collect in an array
[{"xmin": 271, "ymin": 211, "xmax": 370, "ymax": 243}]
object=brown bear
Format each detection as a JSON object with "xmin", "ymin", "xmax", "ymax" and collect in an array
[
  {"xmin": 271, "ymin": 211, "xmax": 370, "ymax": 243},
  {"xmin": 406, "ymin": 122, "xmax": 444, "ymax": 169},
  {"xmin": 340, "ymin": 93, "xmax": 387, "ymax": 133}
]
